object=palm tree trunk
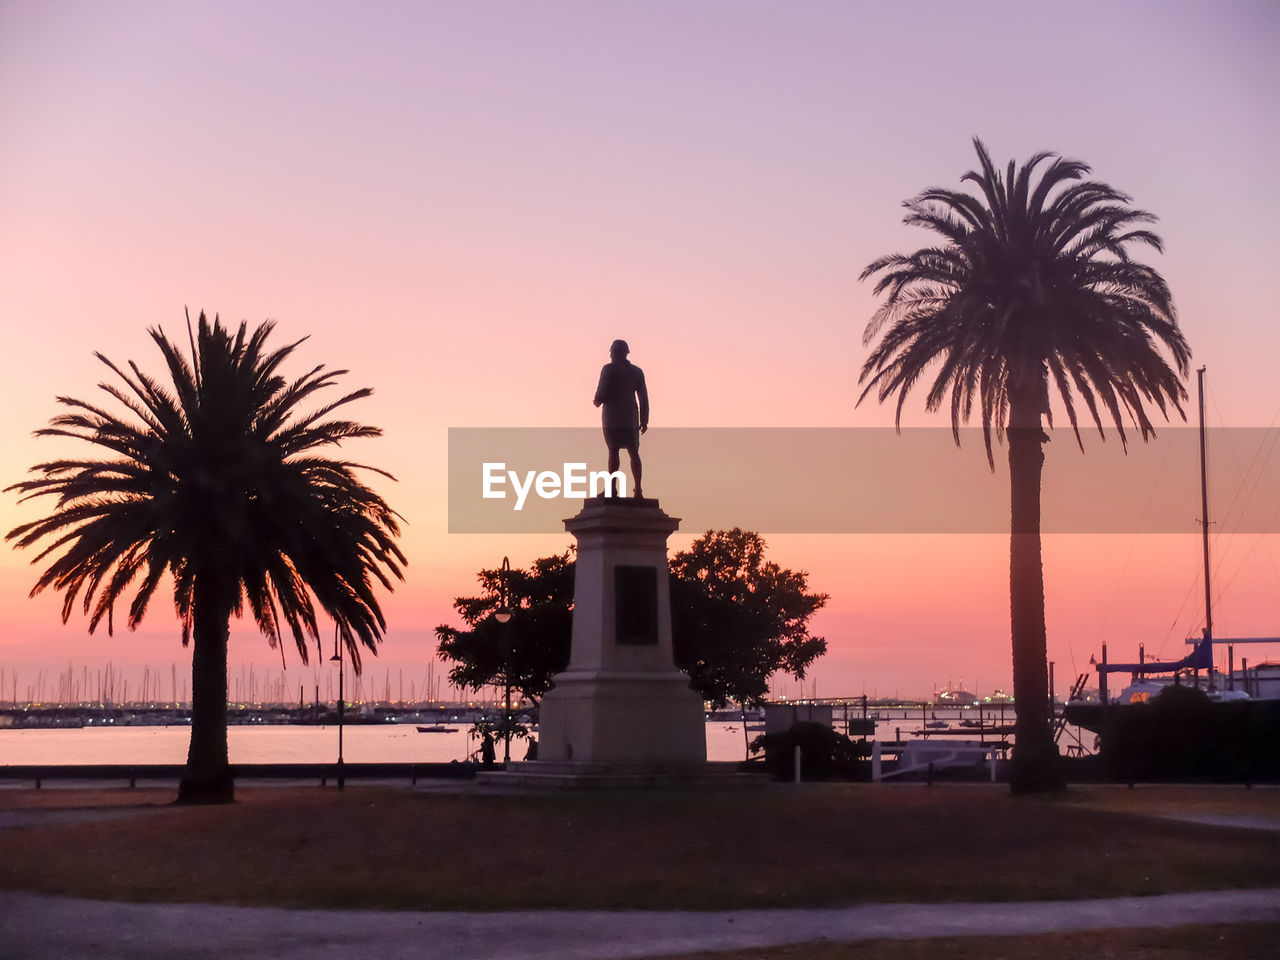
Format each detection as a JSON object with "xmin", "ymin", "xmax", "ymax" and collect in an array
[
  {"xmin": 177, "ymin": 591, "xmax": 234, "ymax": 804},
  {"xmin": 1007, "ymin": 391, "xmax": 1064, "ymax": 795}
]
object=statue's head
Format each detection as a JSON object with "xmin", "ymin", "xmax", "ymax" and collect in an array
[{"xmin": 609, "ymin": 339, "xmax": 630, "ymax": 359}]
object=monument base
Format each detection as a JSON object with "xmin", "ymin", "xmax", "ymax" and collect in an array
[
  {"xmin": 475, "ymin": 759, "xmax": 753, "ymax": 789},
  {"xmin": 505, "ymin": 494, "xmax": 709, "ymax": 788},
  {"xmin": 537, "ymin": 669, "xmax": 706, "ymax": 764}
]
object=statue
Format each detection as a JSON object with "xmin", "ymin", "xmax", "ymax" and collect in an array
[{"xmin": 593, "ymin": 339, "xmax": 648, "ymax": 498}]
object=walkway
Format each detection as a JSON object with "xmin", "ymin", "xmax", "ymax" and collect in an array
[{"xmin": 2, "ymin": 888, "xmax": 1277, "ymax": 960}]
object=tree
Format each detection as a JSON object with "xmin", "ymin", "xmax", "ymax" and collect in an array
[
  {"xmin": 435, "ymin": 530, "xmax": 826, "ymax": 708},
  {"xmin": 670, "ymin": 528, "xmax": 827, "ymax": 708},
  {"xmin": 858, "ymin": 139, "xmax": 1190, "ymax": 794},
  {"xmin": 6, "ymin": 312, "xmax": 405, "ymax": 803},
  {"xmin": 434, "ymin": 552, "xmax": 574, "ymax": 705}
]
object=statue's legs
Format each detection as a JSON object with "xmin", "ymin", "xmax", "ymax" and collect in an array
[
  {"xmin": 606, "ymin": 445, "xmax": 622, "ymax": 497},
  {"xmin": 627, "ymin": 447, "xmax": 642, "ymax": 498},
  {"xmin": 604, "ymin": 432, "xmax": 642, "ymax": 497}
]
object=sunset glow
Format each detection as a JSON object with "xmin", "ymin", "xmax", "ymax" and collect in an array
[{"xmin": 1, "ymin": 1, "xmax": 1277, "ymax": 703}]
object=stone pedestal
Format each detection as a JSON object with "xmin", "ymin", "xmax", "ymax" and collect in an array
[{"xmin": 536, "ymin": 497, "xmax": 706, "ymax": 765}]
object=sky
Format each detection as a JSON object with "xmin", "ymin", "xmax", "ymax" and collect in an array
[{"xmin": 1, "ymin": 0, "xmax": 1278, "ymax": 704}]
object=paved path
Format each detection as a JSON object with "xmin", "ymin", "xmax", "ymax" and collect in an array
[
  {"xmin": 2, "ymin": 889, "xmax": 1277, "ymax": 959},
  {"xmin": 1154, "ymin": 812, "xmax": 1280, "ymax": 832}
]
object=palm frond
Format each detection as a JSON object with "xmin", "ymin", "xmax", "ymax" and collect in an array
[
  {"xmin": 858, "ymin": 139, "xmax": 1189, "ymax": 464},
  {"xmin": 6, "ymin": 312, "xmax": 404, "ymax": 671}
]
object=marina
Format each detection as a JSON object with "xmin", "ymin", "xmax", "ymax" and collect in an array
[{"xmin": 0, "ymin": 702, "xmax": 1096, "ymax": 780}]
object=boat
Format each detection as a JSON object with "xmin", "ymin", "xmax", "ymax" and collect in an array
[
  {"xmin": 1064, "ymin": 369, "xmax": 1279, "ymax": 775},
  {"xmin": 416, "ymin": 725, "xmax": 459, "ymax": 734},
  {"xmin": 1105, "ymin": 676, "xmax": 1249, "ymax": 707},
  {"xmin": 935, "ymin": 684, "xmax": 978, "ymax": 706}
]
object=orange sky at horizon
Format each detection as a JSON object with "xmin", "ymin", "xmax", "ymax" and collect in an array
[{"xmin": 1, "ymin": 1, "xmax": 1278, "ymax": 702}]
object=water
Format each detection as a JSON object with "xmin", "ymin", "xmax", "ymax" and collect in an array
[
  {"xmin": 0, "ymin": 721, "xmax": 758, "ymax": 766},
  {"xmin": 0, "ymin": 709, "xmax": 1094, "ymax": 767}
]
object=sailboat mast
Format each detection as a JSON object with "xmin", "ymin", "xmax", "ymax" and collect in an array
[{"xmin": 1197, "ymin": 366, "xmax": 1214, "ymax": 665}]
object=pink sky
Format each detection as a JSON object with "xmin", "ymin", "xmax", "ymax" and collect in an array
[{"xmin": 1, "ymin": 1, "xmax": 1277, "ymax": 702}]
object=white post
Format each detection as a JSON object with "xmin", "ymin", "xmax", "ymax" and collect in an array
[
  {"xmin": 872, "ymin": 740, "xmax": 882, "ymax": 782},
  {"xmin": 793, "ymin": 744, "xmax": 802, "ymax": 783}
]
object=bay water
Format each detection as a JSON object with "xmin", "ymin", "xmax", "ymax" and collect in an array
[{"xmin": 0, "ymin": 721, "xmax": 758, "ymax": 766}]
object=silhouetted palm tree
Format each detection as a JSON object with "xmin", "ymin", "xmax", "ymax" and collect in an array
[
  {"xmin": 859, "ymin": 139, "xmax": 1190, "ymax": 793},
  {"xmin": 7, "ymin": 313, "xmax": 405, "ymax": 803}
]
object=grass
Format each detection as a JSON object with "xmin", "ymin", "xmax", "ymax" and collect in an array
[
  {"xmin": 658, "ymin": 924, "xmax": 1280, "ymax": 960},
  {"xmin": 0, "ymin": 782, "xmax": 1276, "ymax": 911},
  {"xmin": 1060, "ymin": 783, "xmax": 1280, "ymax": 824}
]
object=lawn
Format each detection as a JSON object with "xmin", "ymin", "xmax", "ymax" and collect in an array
[{"xmin": 0, "ymin": 782, "xmax": 1276, "ymax": 912}]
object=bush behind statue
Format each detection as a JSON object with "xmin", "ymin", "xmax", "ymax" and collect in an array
[{"xmin": 750, "ymin": 721, "xmax": 870, "ymax": 781}]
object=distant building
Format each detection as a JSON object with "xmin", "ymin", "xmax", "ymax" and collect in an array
[{"xmin": 1231, "ymin": 662, "xmax": 1280, "ymax": 699}]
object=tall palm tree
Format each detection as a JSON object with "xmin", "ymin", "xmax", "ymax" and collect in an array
[
  {"xmin": 7, "ymin": 312, "xmax": 405, "ymax": 803},
  {"xmin": 858, "ymin": 139, "xmax": 1190, "ymax": 794}
]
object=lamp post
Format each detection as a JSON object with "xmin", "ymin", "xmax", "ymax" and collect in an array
[
  {"xmin": 494, "ymin": 556, "xmax": 513, "ymax": 764},
  {"xmin": 330, "ymin": 624, "xmax": 345, "ymax": 790}
]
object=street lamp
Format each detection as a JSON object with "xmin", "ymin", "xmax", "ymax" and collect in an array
[
  {"xmin": 494, "ymin": 556, "xmax": 512, "ymax": 764},
  {"xmin": 330, "ymin": 624, "xmax": 345, "ymax": 790}
]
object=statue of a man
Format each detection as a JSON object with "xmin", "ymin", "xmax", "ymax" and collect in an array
[{"xmin": 593, "ymin": 339, "xmax": 648, "ymax": 498}]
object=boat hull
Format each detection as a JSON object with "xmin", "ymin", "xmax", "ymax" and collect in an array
[{"xmin": 1065, "ymin": 696, "xmax": 1280, "ymax": 781}]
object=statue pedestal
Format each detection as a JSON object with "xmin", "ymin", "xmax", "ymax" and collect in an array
[{"xmin": 536, "ymin": 497, "xmax": 706, "ymax": 765}]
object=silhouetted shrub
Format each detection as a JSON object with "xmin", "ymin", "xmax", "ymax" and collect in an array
[{"xmin": 750, "ymin": 721, "xmax": 870, "ymax": 781}]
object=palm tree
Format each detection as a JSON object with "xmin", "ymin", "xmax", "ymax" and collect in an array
[
  {"xmin": 858, "ymin": 139, "xmax": 1190, "ymax": 793},
  {"xmin": 6, "ymin": 312, "xmax": 405, "ymax": 803}
]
